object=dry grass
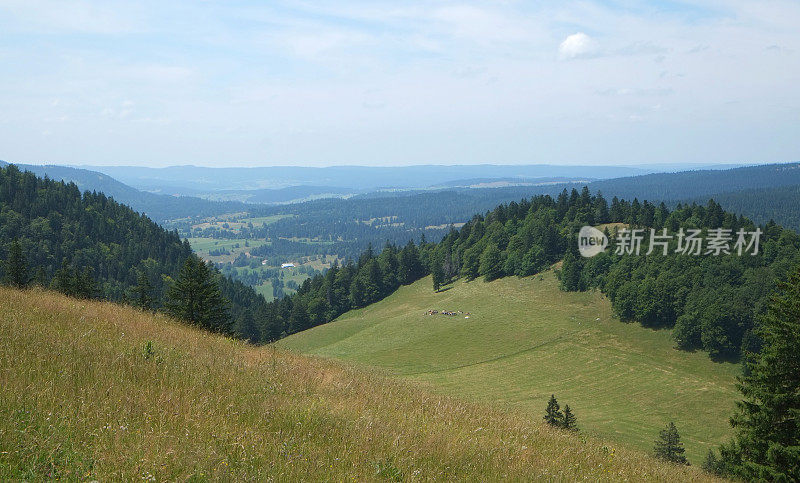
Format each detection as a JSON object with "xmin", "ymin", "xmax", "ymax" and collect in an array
[{"xmin": 1, "ymin": 287, "xmax": 718, "ymax": 481}]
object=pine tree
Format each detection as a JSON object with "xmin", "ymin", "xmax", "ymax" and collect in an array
[
  {"xmin": 398, "ymin": 241, "xmax": 424, "ymax": 284},
  {"xmin": 288, "ymin": 300, "xmax": 311, "ymax": 334},
  {"xmin": 133, "ymin": 269, "xmax": 154, "ymax": 310},
  {"xmin": 2, "ymin": 238, "xmax": 29, "ymax": 288},
  {"xmin": 349, "ymin": 277, "xmax": 367, "ymax": 308},
  {"xmin": 559, "ymin": 248, "xmax": 584, "ymax": 291},
  {"xmin": 653, "ymin": 422, "xmax": 688, "ymax": 465},
  {"xmin": 33, "ymin": 266, "xmax": 48, "ymax": 287},
  {"xmin": 431, "ymin": 259, "xmax": 444, "ymax": 292},
  {"xmin": 460, "ymin": 247, "xmax": 480, "ymax": 281},
  {"xmin": 723, "ymin": 264, "xmax": 800, "ymax": 480},
  {"xmin": 701, "ymin": 449, "xmax": 723, "ymax": 475},
  {"xmin": 544, "ymin": 395, "xmax": 564, "ymax": 427},
  {"xmin": 479, "ymin": 243, "xmax": 502, "ymax": 281},
  {"xmin": 52, "ymin": 259, "xmax": 77, "ymax": 297},
  {"xmin": 75, "ymin": 267, "xmax": 97, "ymax": 299},
  {"xmin": 166, "ymin": 257, "xmax": 231, "ymax": 334},
  {"xmin": 562, "ymin": 405, "xmax": 578, "ymax": 431}
]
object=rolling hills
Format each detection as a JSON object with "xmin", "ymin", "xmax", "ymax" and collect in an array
[
  {"xmin": 0, "ymin": 160, "xmax": 247, "ymax": 223},
  {"xmin": 278, "ymin": 270, "xmax": 741, "ymax": 464},
  {"xmin": 0, "ymin": 287, "xmax": 715, "ymax": 481}
]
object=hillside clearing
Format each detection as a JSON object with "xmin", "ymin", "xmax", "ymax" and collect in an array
[{"xmin": 279, "ymin": 270, "xmax": 740, "ymax": 464}]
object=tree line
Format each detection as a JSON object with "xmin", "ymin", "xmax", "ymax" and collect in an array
[{"xmin": 560, "ymin": 197, "xmax": 799, "ymax": 361}]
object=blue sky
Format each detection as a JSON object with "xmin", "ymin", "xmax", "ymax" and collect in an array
[{"xmin": 0, "ymin": 0, "xmax": 798, "ymax": 167}]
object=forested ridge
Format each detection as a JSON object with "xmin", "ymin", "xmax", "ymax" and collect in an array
[
  {"xmin": 0, "ymin": 160, "xmax": 249, "ymax": 223},
  {"xmin": 682, "ymin": 184, "xmax": 800, "ymax": 230},
  {"xmin": 262, "ymin": 186, "xmax": 800, "ymax": 364},
  {"xmin": 424, "ymin": 187, "xmax": 799, "ymax": 361},
  {"xmin": 0, "ymin": 164, "xmax": 266, "ymax": 338},
  {"xmin": 170, "ymin": 185, "xmax": 571, "ymax": 261},
  {"xmin": 589, "ymin": 162, "xmax": 800, "ymax": 201}
]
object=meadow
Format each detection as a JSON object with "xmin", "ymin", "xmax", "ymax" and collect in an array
[
  {"xmin": 0, "ymin": 287, "xmax": 718, "ymax": 480},
  {"xmin": 279, "ymin": 270, "xmax": 741, "ymax": 464},
  {"xmin": 190, "ymin": 213, "xmax": 293, "ymax": 233}
]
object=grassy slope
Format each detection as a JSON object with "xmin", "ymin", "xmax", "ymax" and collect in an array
[
  {"xmin": 279, "ymin": 270, "xmax": 740, "ymax": 464},
  {"xmin": 0, "ymin": 288, "xmax": 715, "ymax": 481}
]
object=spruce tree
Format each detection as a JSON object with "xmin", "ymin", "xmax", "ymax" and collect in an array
[
  {"xmin": 431, "ymin": 259, "xmax": 444, "ymax": 292},
  {"xmin": 33, "ymin": 266, "xmax": 48, "ymax": 287},
  {"xmin": 562, "ymin": 404, "xmax": 578, "ymax": 431},
  {"xmin": 559, "ymin": 248, "xmax": 584, "ymax": 291},
  {"xmin": 133, "ymin": 270, "xmax": 154, "ymax": 310},
  {"xmin": 653, "ymin": 422, "xmax": 688, "ymax": 465},
  {"xmin": 166, "ymin": 257, "xmax": 231, "ymax": 334},
  {"xmin": 701, "ymin": 450, "xmax": 723, "ymax": 475},
  {"xmin": 52, "ymin": 259, "xmax": 77, "ymax": 297},
  {"xmin": 479, "ymin": 243, "xmax": 502, "ymax": 281},
  {"xmin": 544, "ymin": 394, "xmax": 564, "ymax": 427},
  {"xmin": 75, "ymin": 267, "xmax": 97, "ymax": 299},
  {"xmin": 724, "ymin": 264, "xmax": 800, "ymax": 480},
  {"xmin": 460, "ymin": 247, "xmax": 480, "ymax": 281},
  {"xmin": 288, "ymin": 300, "xmax": 311, "ymax": 334},
  {"xmin": 3, "ymin": 238, "xmax": 29, "ymax": 288}
]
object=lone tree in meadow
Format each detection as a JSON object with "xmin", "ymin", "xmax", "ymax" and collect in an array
[
  {"xmin": 166, "ymin": 256, "xmax": 231, "ymax": 334},
  {"xmin": 544, "ymin": 395, "xmax": 564, "ymax": 427},
  {"xmin": 562, "ymin": 405, "xmax": 578, "ymax": 431},
  {"xmin": 654, "ymin": 422, "xmax": 688, "ymax": 465},
  {"xmin": 718, "ymin": 264, "xmax": 800, "ymax": 480},
  {"xmin": 3, "ymin": 238, "xmax": 29, "ymax": 288}
]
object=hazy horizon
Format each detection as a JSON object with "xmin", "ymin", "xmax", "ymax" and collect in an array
[
  {"xmin": 2, "ymin": 1, "xmax": 798, "ymax": 168},
  {"xmin": 1, "ymin": 159, "xmax": 763, "ymax": 170}
]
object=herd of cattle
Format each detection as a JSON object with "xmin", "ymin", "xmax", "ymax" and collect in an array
[{"xmin": 425, "ymin": 310, "xmax": 471, "ymax": 318}]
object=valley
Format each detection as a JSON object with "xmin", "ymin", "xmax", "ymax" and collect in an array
[{"xmin": 4, "ymin": 2, "xmax": 799, "ymax": 478}]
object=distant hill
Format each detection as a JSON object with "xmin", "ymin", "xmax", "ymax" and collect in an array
[
  {"xmin": 227, "ymin": 184, "xmax": 577, "ymax": 260},
  {"xmin": 0, "ymin": 286, "xmax": 715, "ymax": 481},
  {"xmin": 430, "ymin": 176, "xmax": 592, "ymax": 188},
  {"xmin": 202, "ymin": 185, "xmax": 356, "ymax": 204},
  {"xmin": 81, "ymin": 163, "xmax": 656, "ymax": 192},
  {"xmin": 589, "ymin": 162, "xmax": 800, "ymax": 202},
  {"xmin": 681, "ymin": 184, "xmax": 800, "ymax": 231},
  {"xmin": 0, "ymin": 161, "xmax": 247, "ymax": 222}
]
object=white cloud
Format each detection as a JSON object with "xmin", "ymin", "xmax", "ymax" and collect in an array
[
  {"xmin": 2, "ymin": 1, "xmax": 800, "ymax": 166},
  {"xmin": 0, "ymin": 0, "xmax": 141, "ymax": 34},
  {"xmin": 558, "ymin": 32, "xmax": 599, "ymax": 60}
]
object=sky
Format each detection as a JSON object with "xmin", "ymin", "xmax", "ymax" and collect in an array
[{"xmin": 0, "ymin": 0, "xmax": 798, "ymax": 168}]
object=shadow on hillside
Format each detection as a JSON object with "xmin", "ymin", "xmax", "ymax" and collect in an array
[{"xmin": 708, "ymin": 352, "xmax": 742, "ymax": 364}]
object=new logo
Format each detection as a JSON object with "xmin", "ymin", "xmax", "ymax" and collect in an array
[{"xmin": 578, "ymin": 226, "xmax": 608, "ymax": 258}]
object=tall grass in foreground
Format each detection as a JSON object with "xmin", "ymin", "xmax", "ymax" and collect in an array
[{"xmin": 0, "ymin": 287, "xmax": 717, "ymax": 481}]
